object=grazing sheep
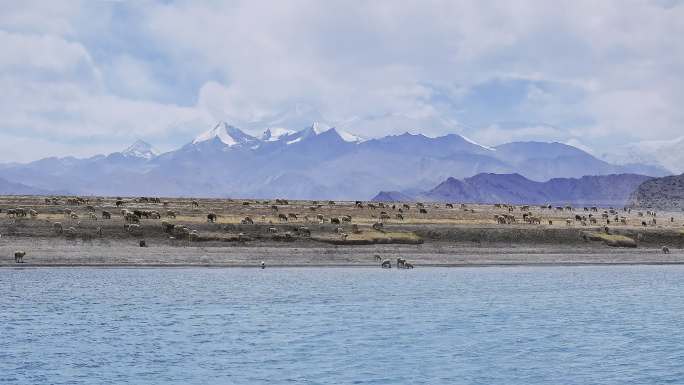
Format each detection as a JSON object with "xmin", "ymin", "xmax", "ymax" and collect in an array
[
  {"xmin": 662, "ymin": 246, "xmax": 670, "ymax": 254},
  {"xmin": 124, "ymin": 212, "xmax": 140, "ymax": 223},
  {"xmin": 102, "ymin": 211, "xmax": 111, "ymax": 219},
  {"xmin": 161, "ymin": 222, "xmax": 175, "ymax": 233},
  {"xmin": 396, "ymin": 258, "xmax": 406, "ymax": 269},
  {"xmin": 374, "ymin": 254, "xmax": 382, "ymax": 262},
  {"xmin": 381, "ymin": 259, "xmax": 391, "ymax": 268},
  {"xmin": 419, "ymin": 208, "xmax": 428, "ymax": 214},
  {"xmin": 207, "ymin": 213, "xmax": 217, "ymax": 223},
  {"xmin": 14, "ymin": 251, "xmax": 26, "ymax": 263},
  {"xmin": 298, "ymin": 227, "xmax": 311, "ymax": 237},
  {"xmin": 189, "ymin": 230, "xmax": 199, "ymax": 241},
  {"xmin": 288, "ymin": 213, "xmax": 298, "ymax": 219},
  {"xmin": 127, "ymin": 224, "xmax": 142, "ymax": 235},
  {"xmin": 404, "ymin": 262, "xmax": 414, "ymax": 269},
  {"xmin": 278, "ymin": 213, "xmax": 288, "ymax": 222},
  {"xmin": 330, "ymin": 217, "xmax": 341, "ymax": 224},
  {"xmin": 65, "ymin": 227, "xmax": 77, "ymax": 237}
]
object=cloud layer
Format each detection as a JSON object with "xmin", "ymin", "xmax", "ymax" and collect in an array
[{"xmin": 1, "ymin": 0, "xmax": 682, "ymax": 161}]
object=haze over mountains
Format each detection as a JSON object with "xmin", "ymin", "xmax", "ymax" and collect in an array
[
  {"xmin": 0, "ymin": 121, "xmax": 671, "ymax": 199},
  {"xmin": 598, "ymin": 136, "xmax": 684, "ymax": 175}
]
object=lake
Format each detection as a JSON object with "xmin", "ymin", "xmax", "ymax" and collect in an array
[{"xmin": 1, "ymin": 266, "xmax": 683, "ymax": 384}]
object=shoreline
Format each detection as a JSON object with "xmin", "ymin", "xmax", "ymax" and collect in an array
[
  {"xmin": 4, "ymin": 260, "xmax": 684, "ymax": 268},
  {"xmin": 2, "ymin": 238, "xmax": 682, "ymax": 268},
  {"xmin": 3, "ymin": 195, "xmax": 683, "ymax": 268}
]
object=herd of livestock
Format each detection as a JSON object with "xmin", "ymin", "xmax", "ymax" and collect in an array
[
  {"xmin": 1, "ymin": 195, "xmax": 674, "ymax": 265},
  {"xmin": 1, "ymin": 196, "xmax": 669, "ymax": 232}
]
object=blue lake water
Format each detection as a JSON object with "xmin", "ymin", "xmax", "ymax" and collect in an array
[{"xmin": 1, "ymin": 266, "xmax": 684, "ymax": 384}]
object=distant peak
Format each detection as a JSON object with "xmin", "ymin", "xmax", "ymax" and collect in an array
[
  {"xmin": 192, "ymin": 122, "xmax": 258, "ymax": 147},
  {"xmin": 122, "ymin": 140, "xmax": 158, "ymax": 159}
]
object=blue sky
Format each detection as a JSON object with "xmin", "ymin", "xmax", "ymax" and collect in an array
[{"xmin": 0, "ymin": 0, "xmax": 682, "ymax": 162}]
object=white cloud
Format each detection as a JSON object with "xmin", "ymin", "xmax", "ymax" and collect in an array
[{"xmin": 0, "ymin": 0, "xmax": 682, "ymax": 161}]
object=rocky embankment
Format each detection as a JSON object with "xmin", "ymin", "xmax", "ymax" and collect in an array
[{"xmin": 628, "ymin": 174, "xmax": 684, "ymax": 210}]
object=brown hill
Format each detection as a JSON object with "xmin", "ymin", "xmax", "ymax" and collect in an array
[{"xmin": 628, "ymin": 173, "xmax": 684, "ymax": 209}]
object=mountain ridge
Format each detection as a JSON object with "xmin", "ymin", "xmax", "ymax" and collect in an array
[
  {"xmin": 372, "ymin": 173, "xmax": 653, "ymax": 206},
  {"xmin": 0, "ymin": 121, "xmax": 671, "ymax": 199}
]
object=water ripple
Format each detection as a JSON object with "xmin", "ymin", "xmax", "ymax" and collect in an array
[{"xmin": 1, "ymin": 266, "xmax": 684, "ymax": 384}]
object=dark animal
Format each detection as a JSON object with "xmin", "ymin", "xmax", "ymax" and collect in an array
[{"xmin": 14, "ymin": 251, "xmax": 26, "ymax": 263}]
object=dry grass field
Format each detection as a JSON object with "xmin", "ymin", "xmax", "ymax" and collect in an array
[{"xmin": 2, "ymin": 195, "xmax": 684, "ymax": 266}]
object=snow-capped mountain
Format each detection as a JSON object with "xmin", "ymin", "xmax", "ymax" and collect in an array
[
  {"xmin": 0, "ymin": 121, "xmax": 671, "ymax": 199},
  {"xmin": 192, "ymin": 121, "xmax": 261, "ymax": 148},
  {"xmin": 121, "ymin": 140, "xmax": 158, "ymax": 159},
  {"xmin": 599, "ymin": 137, "xmax": 684, "ymax": 174}
]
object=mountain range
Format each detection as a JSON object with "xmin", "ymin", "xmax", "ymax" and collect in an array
[
  {"xmin": 373, "ymin": 173, "xmax": 653, "ymax": 207},
  {"xmin": 0, "ymin": 121, "xmax": 671, "ymax": 199}
]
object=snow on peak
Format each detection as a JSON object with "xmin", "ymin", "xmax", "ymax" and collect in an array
[
  {"xmin": 337, "ymin": 129, "xmax": 366, "ymax": 143},
  {"xmin": 192, "ymin": 122, "xmax": 258, "ymax": 147},
  {"xmin": 301, "ymin": 122, "xmax": 364, "ymax": 143},
  {"xmin": 261, "ymin": 127, "xmax": 296, "ymax": 142},
  {"xmin": 122, "ymin": 140, "xmax": 158, "ymax": 159},
  {"xmin": 310, "ymin": 121, "xmax": 331, "ymax": 135},
  {"xmin": 460, "ymin": 134, "xmax": 495, "ymax": 151}
]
